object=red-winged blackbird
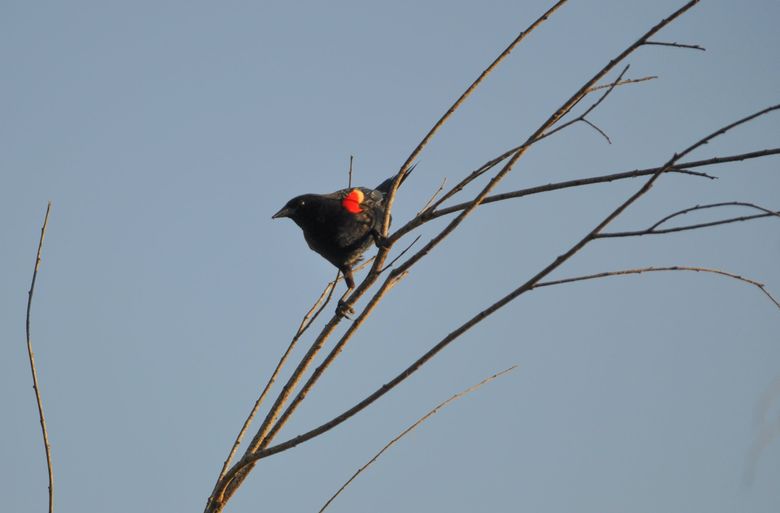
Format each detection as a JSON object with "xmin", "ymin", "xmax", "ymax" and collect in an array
[{"xmin": 272, "ymin": 177, "xmax": 396, "ymax": 292}]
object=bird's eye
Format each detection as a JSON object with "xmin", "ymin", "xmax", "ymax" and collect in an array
[{"xmin": 298, "ymin": 199, "xmax": 306, "ymax": 207}]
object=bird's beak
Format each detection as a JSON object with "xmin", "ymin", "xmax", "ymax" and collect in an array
[{"xmin": 272, "ymin": 207, "xmax": 292, "ymax": 219}]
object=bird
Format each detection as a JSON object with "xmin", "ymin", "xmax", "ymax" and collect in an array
[{"xmin": 272, "ymin": 175, "xmax": 399, "ymax": 305}]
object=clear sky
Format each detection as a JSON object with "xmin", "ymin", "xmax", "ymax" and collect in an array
[{"xmin": 2, "ymin": 1, "xmax": 779, "ymax": 512}]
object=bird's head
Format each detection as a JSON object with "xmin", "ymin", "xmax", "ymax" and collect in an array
[{"xmin": 272, "ymin": 194, "xmax": 315, "ymax": 222}]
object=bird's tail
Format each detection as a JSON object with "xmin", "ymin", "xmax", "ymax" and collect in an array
[{"xmin": 374, "ymin": 162, "xmax": 418, "ymax": 194}]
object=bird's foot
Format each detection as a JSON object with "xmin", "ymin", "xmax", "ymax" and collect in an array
[
  {"xmin": 371, "ymin": 229, "xmax": 392, "ymax": 249},
  {"xmin": 336, "ymin": 299, "xmax": 355, "ymax": 319}
]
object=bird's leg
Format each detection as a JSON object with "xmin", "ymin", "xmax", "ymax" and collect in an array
[{"xmin": 336, "ymin": 268, "xmax": 356, "ymax": 318}]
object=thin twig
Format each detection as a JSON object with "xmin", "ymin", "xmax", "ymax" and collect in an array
[
  {"xmin": 542, "ymin": 65, "xmax": 631, "ymax": 142},
  {"xmin": 26, "ymin": 202, "xmax": 54, "ymax": 513},
  {"xmin": 380, "ymin": 235, "xmax": 422, "ymax": 273},
  {"xmin": 647, "ymin": 201, "xmax": 780, "ymax": 231},
  {"xmin": 586, "ymin": 75, "xmax": 657, "ymax": 92},
  {"xmin": 645, "ymin": 40, "xmax": 705, "ymax": 51},
  {"xmin": 417, "ymin": 177, "xmax": 447, "ymax": 216},
  {"xmin": 599, "ymin": 212, "xmax": 779, "ymax": 237},
  {"xmin": 348, "ymin": 155, "xmax": 354, "ymax": 188},
  {"xmin": 318, "ymin": 365, "xmax": 518, "ymax": 513},
  {"xmin": 582, "ymin": 118, "xmax": 612, "ymax": 144},
  {"xmin": 532, "ymin": 266, "xmax": 780, "ymax": 310},
  {"xmin": 597, "ymin": 201, "xmax": 780, "ymax": 238}
]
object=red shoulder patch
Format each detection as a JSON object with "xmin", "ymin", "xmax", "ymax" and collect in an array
[{"xmin": 341, "ymin": 189, "xmax": 364, "ymax": 214}]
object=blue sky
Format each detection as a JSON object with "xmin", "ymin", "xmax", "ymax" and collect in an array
[{"xmin": 2, "ymin": 1, "xmax": 779, "ymax": 512}]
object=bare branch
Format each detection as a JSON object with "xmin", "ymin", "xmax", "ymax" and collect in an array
[
  {"xmin": 598, "ymin": 212, "xmax": 779, "ymax": 238},
  {"xmin": 348, "ymin": 155, "xmax": 354, "ymax": 188},
  {"xmin": 417, "ymin": 177, "xmax": 447, "ymax": 216},
  {"xmin": 380, "ymin": 235, "xmax": 422, "ymax": 273},
  {"xmin": 26, "ymin": 202, "xmax": 54, "ymax": 513},
  {"xmin": 318, "ymin": 366, "xmax": 518, "ymax": 513},
  {"xmin": 532, "ymin": 266, "xmax": 780, "ymax": 311},
  {"xmin": 597, "ymin": 202, "xmax": 780, "ymax": 239},
  {"xmin": 585, "ymin": 75, "xmax": 657, "ymax": 93},
  {"xmin": 647, "ymin": 201, "xmax": 780, "ymax": 231},
  {"xmin": 582, "ymin": 118, "xmax": 612, "ymax": 144},
  {"xmin": 644, "ymin": 40, "xmax": 706, "ymax": 51},
  {"xmin": 540, "ymin": 64, "xmax": 632, "ymax": 144}
]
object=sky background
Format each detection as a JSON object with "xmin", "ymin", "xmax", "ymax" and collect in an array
[{"xmin": 2, "ymin": 1, "xmax": 779, "ymax": 512}]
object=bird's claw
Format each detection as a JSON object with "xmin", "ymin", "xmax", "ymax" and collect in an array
[
  {"xmin": 371, "ymin": 230, "xmax": 391, "ymax": 249},
  {"xmin": 336, "ymin": 299, "xmax": 355, "ymax": 319}
]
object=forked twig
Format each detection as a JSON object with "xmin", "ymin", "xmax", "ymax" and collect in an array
[
  {"xmin": 542, "ymin": 65, "xmax": 631, "ymax": 143},
  {"xmin": 533, "ymin": 266, "xmax": 780, "ymax": 310},
  {"xmin": 417, "ymin": 177, "xmax": 447, "ymax": 216},
  {"xmin": 26, "ymin": 202, "xmax": 54, "ymax": 513},
  {"xmin": 647, "ymin": 201, "xmax": 780, "ymax": 231},
  {"xmin": 597, "ymin": 201, "xmax": 780, "ymax": 238},
  {"xmin": 426, "ymin": 65, "xmax": 645, "ymax": 214},
  {"xmin": 318, "ymin": 366, "xmax": 518, "ymax": 513}
]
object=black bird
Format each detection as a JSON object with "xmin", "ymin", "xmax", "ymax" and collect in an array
[{"xmin": 272, "ymin": 176, "xmax": 397, "ymax": 292}]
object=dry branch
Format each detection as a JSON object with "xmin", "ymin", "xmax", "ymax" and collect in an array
[
  {"xmin": 26, "ymin": 202, "xmax": 54, "ymax": 513},
  {"xmin": 597, "ymin": 201, "xmax": 780, "ymax": 238},
  {"xmin": 318, "ymin": 366, "xmax": 517, "ymax": 513},
  {"xmin": 644, "ymin": 40, "xmax": 706, "ymax": 51},
  {"xmin": 533, "ymin": 266, "xmax": 780, "ymax": 311}
]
